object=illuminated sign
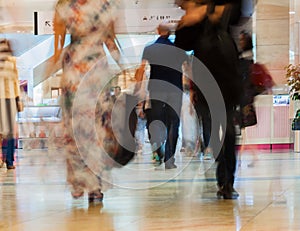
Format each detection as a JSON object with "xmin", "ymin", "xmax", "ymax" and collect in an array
[{"xmin": 115, "ymin": 8, "xmax": 184, "ymax": 33}]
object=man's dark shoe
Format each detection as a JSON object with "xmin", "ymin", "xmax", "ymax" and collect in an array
[
  {"xmin": 165, "ymin": 163, "xmax": 177, "ymax": 170},
  {"xmin": 216, "ymin": 184, "xmax": 239, "ymax": 199}
]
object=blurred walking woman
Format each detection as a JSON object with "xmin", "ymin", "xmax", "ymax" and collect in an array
[
  {"xmin": 0, "ymin": 39, "xmax": 20, "ymax": 170},
  {"xmin": 175, "ymin": 0, "xmax": 242, "ymax": 199},
  {"xmin": 53, "ymin": 0, "xmax": 121, "ymax": 202}
]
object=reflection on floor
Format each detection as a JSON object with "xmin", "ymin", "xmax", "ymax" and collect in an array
[{"xmin": 1, "ymin": 146, "xmax": 300, "ymax": 231}]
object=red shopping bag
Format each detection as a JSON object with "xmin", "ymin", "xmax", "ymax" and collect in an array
[{"xmin": 251, "ymin": 63, "xmax": 275, "ymax": 95}]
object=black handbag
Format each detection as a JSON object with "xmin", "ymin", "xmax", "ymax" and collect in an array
[
  {"xmin": 240, "ymin": 103, "xmax": 257, "ymax": 128},
  {"xmin": 109, "ymin": 93, "xmax": 138, "ymax": 167}
]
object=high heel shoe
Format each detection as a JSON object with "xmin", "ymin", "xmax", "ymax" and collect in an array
[
  {"xmin": 88, "ymin": 190, "xmax": 103, "ymax": 203},
  {"xmin": 71, "ymin": 190, "xmax": 84, "ymax": 199}
]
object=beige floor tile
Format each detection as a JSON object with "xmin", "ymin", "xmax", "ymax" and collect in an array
[{"xmin": 1, "ymin": 147, "xmax": 300, "ymax": 230}]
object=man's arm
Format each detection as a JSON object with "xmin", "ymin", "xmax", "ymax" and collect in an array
[
  {"xmin": 133, "ymin": 59, "xmax": 147, "ymax": 94},
  {"xmin": 135, "ymin": 59, "xmax": 147, "ymax": 82}
]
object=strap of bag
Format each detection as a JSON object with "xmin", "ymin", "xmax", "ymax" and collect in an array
[{"xmin": 220, "ymin": 4, "xmax": 232, "ymax": 30}]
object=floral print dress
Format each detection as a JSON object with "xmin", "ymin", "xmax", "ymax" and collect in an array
[{"xmin": 55, "ymin": 0, "xmax": 120, "ymax": 194}]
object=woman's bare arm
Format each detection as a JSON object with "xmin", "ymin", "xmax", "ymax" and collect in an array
[
  {"xmin": 207, "ymin": 5, "xmax": 225, "ymax": 24},
  {"xmin": 177, "ymin": 3, "xmax": 207, "ymax": 29},
  {"xmin": 104, "ymin": 21, "xmax": 122, "ymax": 65},
  {"xmin": 177, "ymin": 2, "xmax": 226, "ymax": 29},
  {"xmin": 53, "ymin": 11, "xmax": 66, "ymax": 63}
]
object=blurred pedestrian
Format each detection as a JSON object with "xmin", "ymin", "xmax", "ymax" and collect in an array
[
  {"xmin": 138, "ymin": 23, "xmax": 187, "ymax": 169},
  {"xmin": 238, "ymin": 30, "xmax": 258, "ymax": 167},
  {"xmin": 53, "ymin": 0, "xmax": 122, "ymax": 202},
  {"xmin": 175, "ymin": 0, "xmax": 242, "ymax": 199},
  {"xmin": 0, "ymin": 38, "xmax": 20, "ymax": 170}
]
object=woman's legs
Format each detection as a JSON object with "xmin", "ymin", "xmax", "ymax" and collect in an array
[
  {"xmin": 6, "ymin": 134, "xmax": 15, "ymax": 168},
  {"xmin": 0, "ymin": 134, "xmax": 3, "ymax": 167},
  {"xmin": 65, "ymin": 135, "xmax": 103, "ymax": 201}
]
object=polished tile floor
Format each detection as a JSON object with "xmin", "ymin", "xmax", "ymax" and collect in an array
[{"xmin": 1, "ymin": 144, "xmax": 300, "ymax": 231}]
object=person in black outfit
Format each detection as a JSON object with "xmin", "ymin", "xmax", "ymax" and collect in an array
[
  {"xmin": 238, "ymin": 31, "xmax": 259, "ymax": 167},
  {"xmin": 175, "ymin": 0, "xmax": 242, "ymax": 199},
  {"xmin": 140, "ymin": 23, "xmax": 187, "ymax": 169}
]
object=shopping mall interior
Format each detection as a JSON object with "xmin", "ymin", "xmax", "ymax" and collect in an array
[{"xmin": 1, "ymin": 0, "xmax": 300, "ymax": 230}]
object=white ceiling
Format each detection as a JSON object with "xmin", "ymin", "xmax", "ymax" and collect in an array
[
  {"xmin": 0, "ymin": 0, "xmax": 256, "ymax": 32},
  {"xmin": 0, "ymin": 0, "xmax": 176, "ymax": 28}
]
